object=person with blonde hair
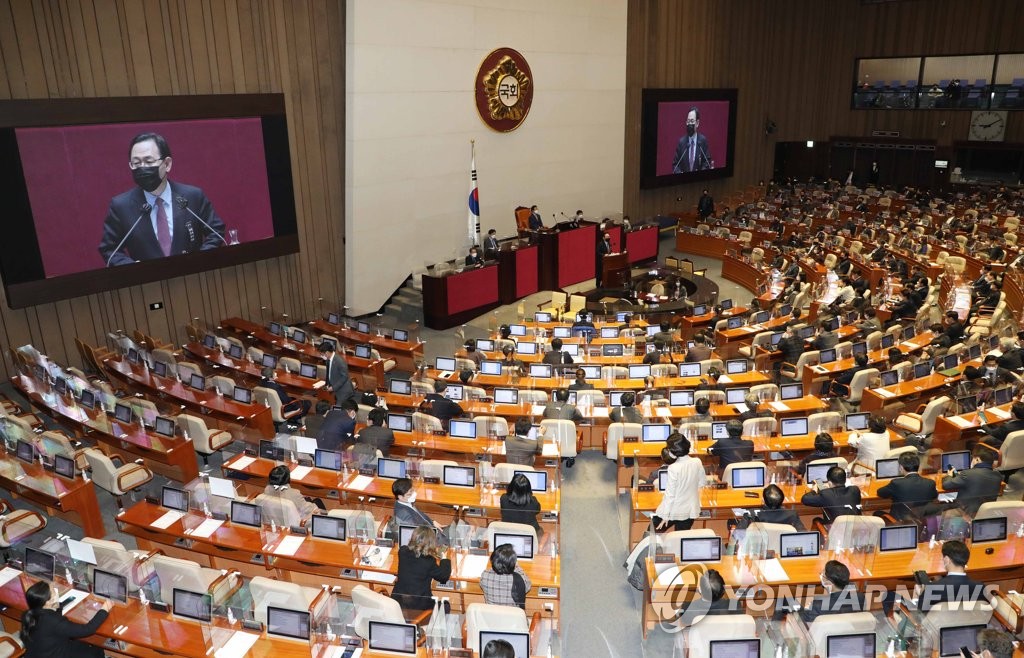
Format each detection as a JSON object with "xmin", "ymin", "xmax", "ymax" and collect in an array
[{"xmin": 391, "ymin": 525, "xmax": 451, "ymax": 612}]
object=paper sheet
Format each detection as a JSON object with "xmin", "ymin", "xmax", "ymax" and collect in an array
[
  {"xmin": 190, "ymin": 518, "xmax": 225, "ymax": 539},
  {"xmin": 230, "ymin": 455, "xmax": 256, "ymax": 470},
  {"xmin": 591, "ymin": 406, "xmax": 609, "ymax": 418},
  {"xmin": 874, "ymin": 388, "xmax": 896, "ymax": 398},
  {"xmin": 275, "ymin": 535, "xmax": 306, "ymax": 556},
  {"xmin": 346, "ymin": 475, "xmax": 374, "ymax": 491},
  {"xmin": 290, "ymin": 466, "xmax": 313, "ymax": 480},
  {"xmin": 717, "ymin": 374, "xmax": 733, "ymax": 384},
  {"xmin": 757, "ymin": 558, "xmax": 790, "ymax": 583},
  {"xmin": 948, "ymin": 416, "xmax": 974, "ymax": 429},
  {"xmin": 458, "ymin": 554, "xmax": 491, "ymax": 579},
  {"xmin": 60, "ymin": 589, "xmax": 90, "ymax": 614},
  {"xmin": 0, "ymin": 567, "xmax": 21, "ymax": 588},
  {"xmin": 208, "ymin": 476, "xmax": 237, "ymax": 498},
  {"xmin": 541, "ymin": 443, "xmax": 559, "ymax": 457},
  {"xmin": 66, "ymin": 538, "xmax": 97, "ymax": 565},
  {"xmin": 988, "ymin": 407, "xmax": 1011, "ymax": 420},
  {"xmin": 360, "ymin": 570, "xmax": 397, "ymax": 584},
  {"xmin": 655, "ymin": 407, "xmax": 672, "ymax": 417},
  {"xmin": 531, "ymin": 405, "xmax": 546, "ymax": 416},
  {"xmin": 150, "ymin": 510, "xmax": 184, "ymax": 529},
  {"xmin": 213, "ymin": 631, "xmax": 261, "ymax": 658}
]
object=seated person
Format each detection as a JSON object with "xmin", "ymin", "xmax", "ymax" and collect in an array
[
  {"xmin": 391, "ymin": 525, "xmax": 452, "ymax": 612},
  {"xmin": 262, "ymin": 465, "xmax": 319, "ymax": 521},
  {"xmin": 974, "ymin": 629, "xmax": 1015, "ymax": 658},
  {"xmin": 877, "ymin": 451, "xmax": 938, "ymax": 522},
  {"xmin": 498, "ymin": 345, "xmax": 524, "ymax": 371},
  {"xmin": 684, "ymin": 333, "xmax": 713, "ymax": 363},
  {"xmin": 317, "ymin": 398, "xmax": 357, "ymax": 452},
  {"xmin": 696, "ymin": 368, "xmax": 726, "ymax": 392},
  {"xmin": 260, "ymin": 366, "xmax": 311, "ymax": 420},
  {"xmin": 392, "ymin": 477, "xmax": 448, "ymax": 544},
  {"xmin": 800, "ymin": 466, "xmax": 862, "ymax": 525},
  {"xmin": 505, "ymin": 418, "xmax": 543, "ymax": 465},
  {"xmin": 979, "ymin": 354, "xmax": 1021, "ymax": 385},
  {"xmin": 941, "ymin": 445, "xmax": 1003, "ymax": 517},
  {"xmin": 688, "ymin": 397, "xmax": 713, "ymax": 424},
  {"xmin": 480, "ymin": 543, "xmax": 531, "ymax": 608},
  {"xmin": 570, "ymin": 312, "xmax": 595, "ymax": 337},
  {"xmin": 847, "ymin": 414, "xmax": 890, "ymax": 473},
  {"xmin": 465, "ymin": 246, "xmax": 484, "ymax": 268},
  {"xmin": 463, "ymin": 340, "xmax": 486, "ymax": 368},
  {"xmin": 643, "ymin": 340, "xmax": 669, "ymax": 365},
  {"xmin": 799, "ymin": 560, "xmax": 865, "ymax": 623},
  {"xmin": 916, "ymin": 540, "xmax": 987, "ymax": 611},
  {"xmin": 980, "ymin": 400, "xmax": 1024, "ymax": 448},
  {"xmin": 811, "ymin": 320, "xmax": 839, "ymax": 351},
  {"xmin": 750, "ymin": 483, "xmax": 804, "ymax": 530},
  {"xmin": 709, "ymin": 419, "xmax": 754, "ymax": 474},
  {"xmin": 828, "ymin": 353, "xmax": 869, "ymax": 398},
  {"xmin": 649, "ymin": 321, "xmax": 676, "ymax": 346},
  {"xmin": 302, "ymin": 400, "xmax": 330, "ymax": 437},
  {"xmin": 543, "ymin": 388, "xmax": 584, "ymax": 422},
  {"xmin": 500, "ymin": 473, "xmax": 542, "ymax": 535},
  {"xmin": 542, "ymin": 338, "xmax": 574, "ymax": 366},
  {"xmin": 423, "ymin": 379, "xmax": 464, "ymax": 430},
  {"xmin": 738, "ymin": 393, "xmax": 771, "ymax": 422},
  {"xmin": 688, "ymin": 569, "xmax": 738, "ymax": 616},
  {"xmin": 358, "ymin": 407, "xmax": 395, "ymax": 456},
  {"xmin": 610, "ymin": 391, "xmax": 644, "ymax": 423},
  {"xmin": 567, "ymin": 368, "xmax": 595, "ymax": 391}
]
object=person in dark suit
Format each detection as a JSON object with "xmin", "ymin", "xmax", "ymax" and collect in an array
[
  {"xmin": 799, "ymin": 560, "xmax": 865, "ymax": 623},
  {"xmin": 672, "ymin": 107, "xmax": 712, "ymax": 173},
  {"xmin": 567, "ymin": 368, "xmax": 595, "ymax": 391},
  {"xmin": 774, "ymin": 325, "xmax": 804, "ymax": 366},
  {"xmin": 392, "ymin": 478, "xmax": 448, "ymax": 542},
  {"xmin": 528, "ymin": 205, "xmax": 544, "ymax": 230},
  {"xmin": 505, "ymin": 419, "xmax": 543, "ymax": 466},
  {"xmin": 941, "ymin": 445, "xmax": 1004, "ymax": 517},
  {"xmin": 798, "ymin": 433, "xmax": 838, "ymax": 475},
  {"xmin": 358, "ymin": 407, "xmax": 395, "ymax": 456},
  {"xmin": 390, "ymin": 525, "xmax": 452, "ymax": 612},
  {"xmin": 829, "ymin": 353, "xmax": 869, "ymax": 398},
  {"xmin": 318, "ymin": 342, "xmax": 354, "ymax": 405},
  {"xmin": 752, "ymin": 483, "xmax": 805, "ymax": 530},
  {"xmin": 650, "ymin": 321, "xmax": 676, "ymax": 346},
  {"xmin": 483, "ymin": 228, "xmax": 501, "ymax": 260},
  {"xmin": 464, "ymin": 246, "xmax": 484, "ymax": 267},
  {"xmin": 260, "ymin": 366, "xmax": 311, "ymax": 420},
  {"xmin": 643, "ymin": 340, "xmax": 669, "ymax": 365},
  {"xmin": 609, "ymin": 391, "xmax": 644, "ymax": 424},
  {"xmin": 697, "ymin": 189, "xmax": 715, "ymax": 219},
  {"xmin": 876, "ymin": 451, "xmax": 938, "ymax": 522},
  {"xmin": 981, "ymin": 400, "xmax": 1024, "ymax": 448},
  {"xmin": 811, "ymin": 320, "xmax": 839, "ymax": 351},
  {"xmin": 99, "ymin": 132, "xmax": 226, "ymax": 267},
  {"xmin": 20, "ymin": 580, "xmax": 111, "ymax": 658},
  {"xmin": 916, "ymin": 540, "xmax": 987, "ymax": 611},
  {"xmin": 980, "ymin": 354, "xmax": 1021, "ymax": 386},
  {"xmin": 500, "ymin": 473, "xmax": 542, "ymax": 535},
  {"xmin": 709, "ymin": 419, "xmax": 754, "ymax": 474},
  {"xmin": 424, "ymin": 379, "xmax": 464, "ymax": 430},
  {"xmin": 543, "ymin": 388, "xmax": 584, "ymax": 422},
  {"xmin": 686, "ymin": 569, "xmax": 739, "ymax": 617},
  {"xmin": 886, "ymin": 290, "xmax": 920, "ymax": 326},
  {"xmin": 684, "ymin": 333, "xmax": 713, "ymax": 362},
  {"xmin": 542, "ymin": 338, "xmax": 573, "ymax": 366},
  {"xmin": 317, "ymin": 399, "xmax": 357, "ymax": 452},
  {"xmin": 596, "ymin": 232, "xmax": 612, "ymax": 287},
  {"xmin": 801, "ymin": 466, "xmax": 862, "ymax": 524}
]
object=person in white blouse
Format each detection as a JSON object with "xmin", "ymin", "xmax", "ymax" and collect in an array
[
  {"xmin": 847, "ymin": 414, "xmax": 891, "ymax": 474},
  {"xmin": 654, "ymin": 434, "xmax": 706, "ymax": 531}
]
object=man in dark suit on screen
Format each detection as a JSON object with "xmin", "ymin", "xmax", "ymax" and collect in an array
[
  {"xmin": 99, "ymin": 133, "xmax": 227, "ymax": 266},
  {"xmin": 672, "ymin": 107, "xmax": 712, "ymax": 173}
]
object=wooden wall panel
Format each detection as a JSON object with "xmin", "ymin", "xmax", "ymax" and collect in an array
[
  {"xmin": 625, "ymin": 0, "xmax": 1024, "ymax": 220},
  {"xmin": 0, "ymin": 0, "xmax": 345, "ymax": 379}
]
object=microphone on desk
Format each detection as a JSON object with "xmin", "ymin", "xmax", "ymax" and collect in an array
[
  {"xmin": 106, "ymin": 203, "xmax": 152, "ymax": 267},
  {"xmin": 175, "ymin": 196, "xmax": 227, "ymax": 245}
]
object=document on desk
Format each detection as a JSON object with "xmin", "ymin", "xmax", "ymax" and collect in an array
[
  {"xmin": 717, "ymin": 374, "xmax": 733, "ymax": 384},
  {"xmin": 541, "ymin": 443, "xmax": 559, "ymax": 457},
  {"xmin": 150, "ymin": 510, "xmax": 184, "ymax": 529},
  {"xmin": 459, "ymin": 554, "xmax": 490, "ymax": 579},
  {"xmin": 346, "ymin": 475, "xmax": 374, "ymax": 491},
  {"xmin": 591, "ymin": 406, "xmax": 609, "ymax": 418},
  {"xmin": 275, "ymin": 535, "xmax": 306, "ymax": 556},
  {"xmin": 988, "ymin": 407, "xmax": 1011, "ymax": 420},
  {"xmin": 757, "ymin": 558, "xmax": 790, "ymax": 583},
  {"xmin": 655, "ymin": 407, "xmax": 672, "ymax": 417},
  {"xmin": 229, "ymin": 455, "xmax": 256, "ymax": 471},
  {"xmin": 289, "ymin": 465, "xmax": 313, "ymax": 480},
  {"xmin": 360, "ymin": 570, "xmax": 397, "ymax": 584},
  {"xmin": 189, "ymin": 518, "xmax": 225, "ymax": 539},
  {"xmin": 873, "ymin": 388, "xmax": 896, "ymax": 398},
  {"xmin": 531, "ymin": 405, "xmax": 546, "ymax": 416},
  {"xmin": 948, "ymin": 416, "xmax": 974, "ymax": 429},
  {"xmin": 213, "ymin": 631, "xmax": 261, "ymax": 658},
  {"xmin": 0, "ymin": 567, "xmax": 21, "ymax": 588},
  {"xmin": 769, "ymin": 401, "xmax": 790, "ymax": 412}
]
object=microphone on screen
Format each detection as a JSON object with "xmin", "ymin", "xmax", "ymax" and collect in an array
[
  {"xmin": 106, "ymin": 203, "xmax": 152, "ymax": 267},
  {"xmin": 175, "ymin": 196, "xmax": 227, "ymax": 245}
]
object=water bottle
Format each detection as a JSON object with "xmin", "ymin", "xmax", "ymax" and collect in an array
[{"xmin": 139, "ymin": 587, "xmax": 148, "ymax": 606}]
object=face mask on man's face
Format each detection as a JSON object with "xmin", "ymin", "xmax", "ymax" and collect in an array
[
  {"xmin": 132, "ymin": 165, "xmax": 163, "ymax": 192},
  {"xmin": 686, "ymin": 124, "xmax": 696, "ymax": 137}
]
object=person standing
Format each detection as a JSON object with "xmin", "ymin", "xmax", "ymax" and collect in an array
[
  {"xmin": 653, "ymin": 436, "xmax": 705, "ymax": 531},
  {"xmin": 596, "ymin": 232, "xmax": 612, "ymax": 287},
  {"xmin": 698, "ymin": 189, "xmax": 715, "ymax": 220},
  {"xmin": 317, "ymin": 342, "xmax": 354, "ymax": 405},
  {"xmin": 672, "ymin": 107, "xmax": 712, "ymax": 173}
]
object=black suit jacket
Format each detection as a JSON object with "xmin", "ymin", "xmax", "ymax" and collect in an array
[
  {"xmin": 799, "ymin": 588, "xmax": 865, "ymax": 623},
  {"xmin": 710, "ymin": 437, "xmax": 755, "ymax": 472},
  {"xmin": 542, "ymin": 350, "xmax": 573, "ymax": 365},
  {"xmin": 326, "ymin": 353, "xmax": 354, "ymax": 403},
  {"xmin": 917, "ymin": 573, "xmax": 987, "ymax": 611},
  {"xmin": 697, "ymin": 194, "xmax": 715, "ymax": 218},
  {"xmin": 424, "ymin": 394, "xmax": 463, "ymax": 429},
  {"xmin": 672, "ymin": 133, "xmax": 711, "ymax": 172},
  {"xmin": 942, "ymin": 465, "xmax": 1003, "ymax": 516},
  {"xmin": 800, "ymin": 485, "xmax": 862, "ymax": 523},
  {"xmin": 982, "ymin": 417, "xmax": 1024, "ymax": 447},
  {"xmin": 99, "ymin": 182, "xmax": 225, "ymax": 266},
  {"xmin": 753, "ymin": 507, "xmax": 805, "ymax": 531},
  {"xmin": 358, "ymin": 424, "xmax": 395, "ymax": 456},
  {"xmin": 23, "ymin": 607, "xmax": 109, "ymax": 658},
  {"xmin": 528, "ymin": 212, "xmax": 544, "ymax": 230},
  {"xmin": 876, "ymin": 473, "xmax": 938, "ymax": 521},
  {"xmin": 391, "ymin": 546, "xmax": 452, "ymax": 611},
  {"xmin": 317, "ymin": 409, "xmax": 355, "ymax": 452}
]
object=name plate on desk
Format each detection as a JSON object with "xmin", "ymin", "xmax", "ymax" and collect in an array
[
  {"xmin": 623, "ymin": 436, "xmax": 638, "ymax": 443},
  {"xmin": 449, "ymin": 650, "xmax": 474, "ymax": 658},
  {"xmin": 423, "ymin": 476, "xmax": 440, "ymax": 484},
  {"xmin": 637, "ymin": 484, "xmax": 654, "ymax": 492},
  {"xmin": 654, "ymin": 554, "xmax": 675, "ymax": 564},
  {"xmin": 375, "ymin": 539, "xmax": 394, "ymax": 548},
  {"xmin": 538, "ymin": 587, "xmax": 559, "ymax": 598},
  {"xmin": 432, "ymin": 430, "xmax": 446, "ymax": 436},
  {"xmin": 436, "ymin": 580, "xmax": 455, "ymax": 590},
  {"xmin": 463, "ymin": 507, "xmax": 484, "ymax": 517},
  {"xmin": 358, "ymin": 467, "xmax": 375, "ymax": 476}
]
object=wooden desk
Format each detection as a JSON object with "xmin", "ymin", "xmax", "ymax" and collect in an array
[
  {"xmin": 799, "ymin": 331, "xmax": 934, "ymax": 395},
  {"xmin": 428, "ymin": 369, "xmax": 770, "ymax": 392},
  {"xmin": 102, "ymin": 356, "xmax": 275, "ymax": 441},
  {"xmin": 861, "ymin": 358, "xmax": 981, "ymax": 413},
  {"xmin": 721, "ymin": 254, "xmax": 767, "ymax": 293},
  {"xmin": 0, "ymin": 451, "xmax": 104, "ymax": 537},
  {"xmin": 309, "ymin": 319, "xmax": 425, "ymax": 372},
  {"xmin": 12, "ymin": 374, "xmax": 199, "ymax": 484},
  {"xmin": 674, "ymin": 231, "xmax": 730, "ymax": 259},
  {"xmin": 183, "ymin": 340, "xmax": 329, "ymax": 402},
  {"xmin": 625, "ymin": 224, "xmax": 660, "ymax": 264},
  {"xmin": 422, "ymin": 264, "xmax": 502, "ymax": 330}
]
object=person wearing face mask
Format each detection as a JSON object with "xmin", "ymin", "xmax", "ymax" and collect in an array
[
  {"xmin": 99, "ymin": 132, "xmax": 227, "ymax": 266},
  {"xmin": 596, "ymin": 232, "xmax": 613, "ymax": 287},
  {"xmin": 391, "ymin": 477, "xmax": 449, "ymax": 544},
  {"xmin": 464, "ymin": 245, "xmax": 484, "ymax": 268},
  {"xmin": 672, "ymin": 107, "xmax": 712, "ymax": 173}
]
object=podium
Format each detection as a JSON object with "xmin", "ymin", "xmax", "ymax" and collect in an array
[{"xmin": 601, "ymin": 251, "xmax": 630, "ymax": 289}]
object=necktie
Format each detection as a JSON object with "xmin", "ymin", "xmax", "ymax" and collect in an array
[
  {"xmin": 689, "ymin": 140, "xmax": 696, "ymax": 170},
  {"xmin": 155, "ymin": 198, "xmax": 171, "ymax": 256}
]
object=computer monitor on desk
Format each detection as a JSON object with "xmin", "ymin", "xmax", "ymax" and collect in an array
[
  {"xmin": 780, "ymin": 417, "xmax": 808, "ymax": 437},
  {"xmin": 669, "ymin": 390, "xmax": 694, "ymax": 407},
  {"xmin": 678, "ymin": 536, "xmax": 720, "ymax": 562},
  {"xmin": 941, "ymin": 450, "xmax": 971, "ymax": 472},
  {"xmin": 972, "ymin": 517, "xmax": 1007, "ymax": 543},
  {"xmin": 368, "ymin": 621, "xmax": 418, "ymax": 656},
  {"xmin": 92, "ymin": 568, "xmax": 128, "ymax": 603},
  {"xmin": 172, "ymin": 588, "xmax": 212, "ymax": 623},
  {"xmin": 826, "ymin": 633, "xmax": 875, "ymax": 658},
  {"xmin": 709, "ymin": 639, "xmax": 759, "ymax": 658},
  {"xmin": 449, "ymin": 420, "xmax": 477, "ymax": 439},
  {"xmin": 874, "ymin": 458, "xmax": 900, "ymax": 479},
  {"xmin": 230, "ymin": 500, "xmax": 262, "ymax": 527},
  {"xmin": 780, "ymin": 383, "xmax": 803, "ymax": 401},
  {"xmin": 514, "ymin": 470, "xmax": 547, "ymax": 492},
  {"xmin": 161, "ymin": 486, "xmax": 190, "ymax": 512},
  {"xmin": 480, "ymin": 361, "xmax": 502, "ymax": 376},
  {"xmin": 24, "ymin": 547, "xmax": 54, "ymax": 582},
  {"xmin": 232, "ymin": 387, "xmax": 252, "ymax": 404},
  {"xmin": 779, "ymin": 531, "xmax": 820, "ymax": 558},
  {"xmin": 479, "ymin": 631, "xmax": 530, "ymax": 658},
  {"xmin": 387, "ymin": 413, "xmax": 412, "ymax": 432},
  {"xmin": 311, "ymin": 514, "xmax": 346, "ymax": 541},
  {"xmin": 939, "ymin": 625, "xmax": 986, "ymax": 657},
  {"xmin": 642, "ymin": 424, "xmax": 671, "ymax": 443},
  {"xmin": 377, "ymin": 458, "xmax": 407, "ymax": 479},
  {"xmin": 730, "ymin": 466, "xmax": 765, "ymax": 489},
  {"xmin": 493, "ymin": 387, "xmax": 518, "ymax": 404},
  {"xmin": 389, "ymin": 379, "xmax": 412, "ymax": 396},
  {"xmin": 492, "ymin": 532, "xmax": 534, "ymax": 560},
  {"xmin": 804, "ymin": 462, "xmax": 840, "ymax": 484},
  {"xmin": 878, "ymin": 525, "xmax": 918, "ymax": 552},
  {"xmin": 267, "ymin": 606, "xmax": 311, "ymax": 642}
]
